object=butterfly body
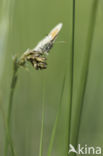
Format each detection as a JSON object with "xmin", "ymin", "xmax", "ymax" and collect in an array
[{"xmin": 34, "ymin": 39, "xmax": 54, "ymax": 55}]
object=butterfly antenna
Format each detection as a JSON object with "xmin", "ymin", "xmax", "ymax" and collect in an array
[{"xmin": 55, "ymin": 41, "xmax": 67, "ymax": 44}]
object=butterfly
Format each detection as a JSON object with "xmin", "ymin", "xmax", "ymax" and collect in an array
[
  {"xmin": 34, "ymin": 23, "xmax": 63, "ymax": 55},
  {"xmin": 22, "ymin": 23, "xmax": 63, "ymax": 70}
]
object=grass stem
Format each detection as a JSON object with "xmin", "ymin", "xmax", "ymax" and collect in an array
[
  {"xmin": 75, "ymin": 0, "xmax": 99, "ymax": 148},
  {"xmin": 68, "ymin": 0, "xmax": 76, "ymax": 152},
  {"xmin": 68, "ymin": 1, "xmax": 99, "ymax": 155},
  {"xmin": 39, "ymin": 76, "xmax": 45, "ymax": 156},
  {"xmin": 4, "ymin": 57, "xmax": 18, "ymax": 156},
  {"xmin": 47, "ymin": 75, "xmax": 66, "ymax": 156}
]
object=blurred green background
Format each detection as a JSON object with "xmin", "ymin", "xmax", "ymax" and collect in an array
[{"xmin": 0, "ymin": 0, "xmax": 103, "ymax": 156}]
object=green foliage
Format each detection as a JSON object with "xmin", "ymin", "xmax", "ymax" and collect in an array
[{"xmin": 0, "ymin": 0, "xmax": 103, "ymax": 156}]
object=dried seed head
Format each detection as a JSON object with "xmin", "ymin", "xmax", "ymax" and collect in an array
[
  {"xmin": 16, "ymin": 23, "xmax": 63, "ymax": 70},
  {"xmin": 17, "ymin": 49, "xmax": 47, "ymax": 70}
]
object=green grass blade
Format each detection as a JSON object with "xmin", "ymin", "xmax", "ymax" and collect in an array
[
  {"xmin": 0, "ymin": 99, "xmax": 16, "ymax": 156},
  {"xmin": 76, "ymin": 0, "xmax": 99, "ymax": 145},
  {"xmin": 68, "ymin": 0, "xmax": 76, "ymax": 149},
  {"xmin": 4, "ymin": 59, "xmax": 18, "ymax": 156},
  {"xmin": 47, "ymin": 74, "xmax": 66, "ymax": 156},
  {"xmin": 39, "ymin": 75, "xmax": 45, "ymax": 156},
  {"xmin": 71, "ymin": 0, "xmax": 99, "ymax": 154}
]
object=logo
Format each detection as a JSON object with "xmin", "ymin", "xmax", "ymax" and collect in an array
[{"xmin": 68, "ymin": 144, "xmax": 102, "ymax": 155}]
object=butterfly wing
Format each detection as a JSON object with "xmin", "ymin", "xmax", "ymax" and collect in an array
[
  {"xmin": 33, "ymin": 23, "xmax": 63, "ymax": 54},
  {"xmin": 48, "ymin": 23, "xmax": 63, "ymax": 41}
]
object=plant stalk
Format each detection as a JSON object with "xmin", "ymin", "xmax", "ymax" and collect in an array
[
  {"xmin": 4, "ymin": 57, "xmax": 19, "ymax": 156},
  {"xmin": 68, "ymin": 0, "xmax": 76, "ymax": 151},
  {"xmin": 69, "ymin": 1, "xmax": 99, "ymax": 156},
  {"xmin": 39, "ymin": 76, "xmax": 45, "ymax": 156},
  {"xmin": 75, "ymin": 0, "xmax": 99, "ymax": 148}
]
